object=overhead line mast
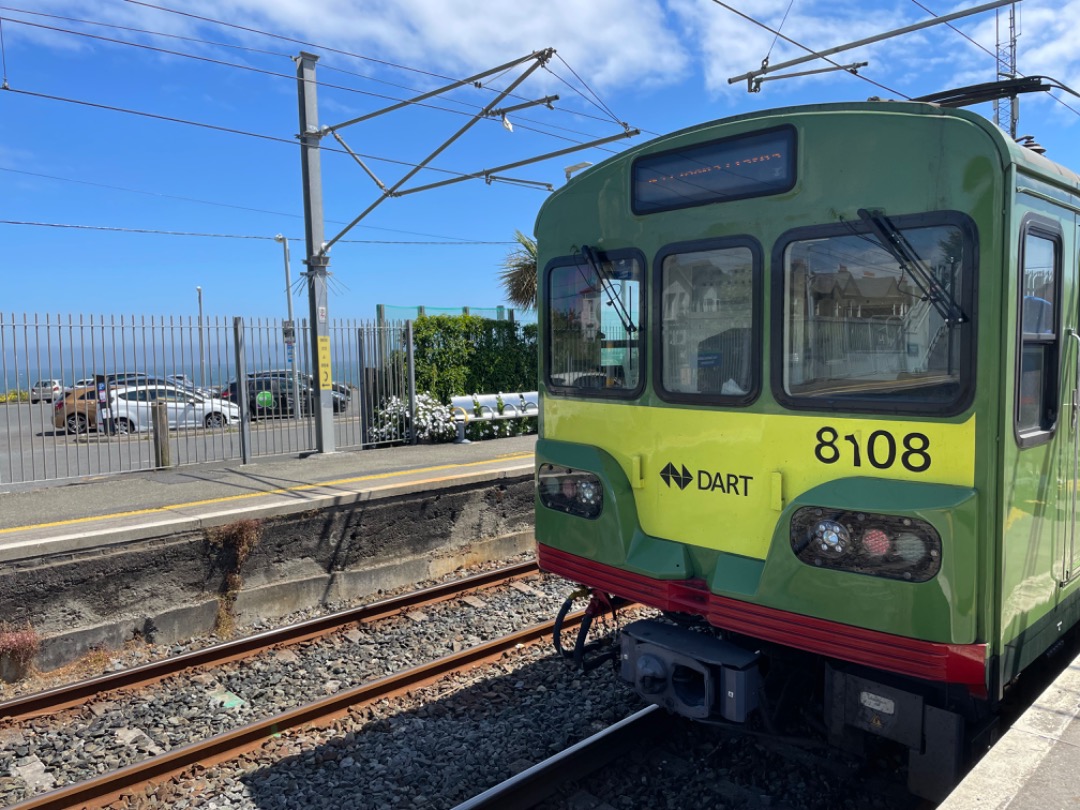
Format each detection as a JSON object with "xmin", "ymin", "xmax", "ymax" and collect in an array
[{"xmin": 994, "ymin": 3, "xmax": 1019, "ymax": 138}]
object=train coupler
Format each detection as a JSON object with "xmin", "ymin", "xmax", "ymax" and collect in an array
[
  {"xmin": 619, "ymin": 619, "xmax": 760, "ymax": 722},
  {"xmin": 553, "ymin": 587, "xmax": 618, "ymax": 672}
]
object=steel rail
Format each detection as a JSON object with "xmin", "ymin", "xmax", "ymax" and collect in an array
[
  {"xmin": 452, "ymin": 704, "xmax": 672, "ymax": 810},
  {"xmin": 7, "ymin": 607, "xmax": 592, "ymax": 810},
  {"xmin": 0, "ymin": 559, "xmax": 538, "ymax": 722}
]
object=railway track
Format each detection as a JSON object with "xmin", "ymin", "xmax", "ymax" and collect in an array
[
  {"xmin": 456, "ymin": 705, "xmax": 924, "ymax": 810},
  {"xmin": 5, "ymin": 560, "xmax": 618, "ymax": 809},
  {"xmin": 452, "ymin": 705, "xmax": 673, "ymax": 810},
  {"xmin": 7, "ymin": 610, "xmax": 593, "ymax": 810}
]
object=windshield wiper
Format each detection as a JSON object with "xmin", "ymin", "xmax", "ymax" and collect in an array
[
  {"xmin": 578, "ymin": 244, "xmax": 638, "ymax": 334},
  {"xmin": 857, "ymin": 208, "xmax": 967, "ymax": 326}
]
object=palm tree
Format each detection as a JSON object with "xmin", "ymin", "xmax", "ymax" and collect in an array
[{"xmin": 499, "ymin": 230, "xmax": 537, "ymax": 311}]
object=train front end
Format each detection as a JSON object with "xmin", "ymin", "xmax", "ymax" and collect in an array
[{"xmin": 533, "ymin": 102, "xmax": 1008, "ymax": 799}]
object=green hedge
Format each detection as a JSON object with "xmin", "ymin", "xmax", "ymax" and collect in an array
[{"xmin": 412, "ymin": 315, "xmax": 537, "ymax": 402}]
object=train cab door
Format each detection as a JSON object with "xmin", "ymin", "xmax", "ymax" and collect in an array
[
  {"xmin": 1047, "ymin": 214, "xmax": 1080, "ymax": 586},
  {"xmin": 1067, "ymin": 217, "xmax": 1080, "ymax": 585},
  {"xmin": 1066, "ymin": 328, "xmax": 1080, "ymax": 585},
  {"xmin": 1016, "ymin": 213, "xmax": 1076, "ymax": 587}
]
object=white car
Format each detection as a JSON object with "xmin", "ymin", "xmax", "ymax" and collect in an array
[{"xmin": 100, "ymin": 384, "xmax": 240, "ymax": 434}]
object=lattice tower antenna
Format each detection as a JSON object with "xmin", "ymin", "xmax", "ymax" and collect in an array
[{"xmin": 994, "ymin": 3, "xmax": 1019, "ymax": 137}]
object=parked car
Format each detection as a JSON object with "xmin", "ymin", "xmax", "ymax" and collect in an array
[
  {"xmin": 102, "ymin": 384, "xmax": 240, "ymax": 434},
  {"xmin": 30, "ymin": 379, "xmax": 66, "ymax": 403},
  {"xmin": 106, "ymin": 372, "xmax": 169, "ymax": 388},
  {"xmin": 164, "ymin": 375, "xmax": 217, "ymax": 398},
  {"xmin": 220, "ymin": 378, "xmax": 304, "ymax": 419},
  {"xmin": 220, "ymin": 377, "xmax": 348, "ymax": 417},
  {"xmin": 53, "ymin": 386, "xmax": 101, "ymax": 434},
  {"xmin": 249, "ymin": 369, "xmax": 352, "ymax": 401}
]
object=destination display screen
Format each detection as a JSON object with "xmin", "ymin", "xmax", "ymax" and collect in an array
[{"xmin": 632, "ymin": 126, "xmax": 796, "ymax": 214}]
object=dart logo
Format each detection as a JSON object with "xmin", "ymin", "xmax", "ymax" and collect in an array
[
  {"xmin": 659, "ymin": 462, "xmax": 693, "ymax": 490},
  {"xmin": 659, "ymin": 462, "xmax": 753, "ymax": 497}
]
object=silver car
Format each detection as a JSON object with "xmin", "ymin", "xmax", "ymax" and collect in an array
[
  {"xmin": 102, "ymin": 384, "xmax": 240, "ymax": 433},
  {"xmin": 30, "ymin": 379, "xmax": 66, "ymax": 403}
]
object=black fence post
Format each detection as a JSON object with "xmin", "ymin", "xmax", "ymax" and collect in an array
[
  {"xmin": 406, "ymin": 320, "xmax": 418, "ymax": 445},
  {"xmin": 357, "ymin": 327, "xmax": 371, "ymax": 448},
  {"xmin": 234, "ymin": 317, "xmax": 250, "ymax": 464}
]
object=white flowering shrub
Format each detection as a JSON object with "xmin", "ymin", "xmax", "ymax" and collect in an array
[{"xmin": 369, "ymin": 393, "xmax": 457, "ymax": 443}]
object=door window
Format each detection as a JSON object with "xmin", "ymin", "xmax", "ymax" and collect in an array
[{"xmin": 1016, "ymin": 226, "xmax": 1062, "ymax": 445}]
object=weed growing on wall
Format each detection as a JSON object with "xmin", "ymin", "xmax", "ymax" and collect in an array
[
  {"xmin": 0, "ymin": 622, "xmax": 40, "ymax": 681},
  {"xmin": 205, "ymin": 519, "xmax": 262, "ymax": 639},
  {"xmin": 207, "ymin": 518, "xmax": 261, "ymax": 568}
]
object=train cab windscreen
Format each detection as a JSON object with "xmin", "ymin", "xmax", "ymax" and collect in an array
[
  {"xmin": 659, "ymin": 244, "xmax": 757, "ymax": 400},
  {"xmin": 547, "ymin": 252, "xmax": 643, "ymax": 394},
  {"xmin": 779, "ymin": 217, "xmax": 974, "ymax": 413}
]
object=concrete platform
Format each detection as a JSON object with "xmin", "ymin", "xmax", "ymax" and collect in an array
[
  {"xmin": 0, "ymin": 436, "xmax": 536, "ymax": 561},
  {"xmin": 0, "ymin": 437, "xmax": 538, "ymax": 675},
  {"xmin": 940, "ymin": 653, "xmax": 1080, "ymax": 809}
]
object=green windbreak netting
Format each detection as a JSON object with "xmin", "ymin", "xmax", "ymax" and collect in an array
[{"xmin": 377, "ymin": 305, "xmax": 535, "ymax": 323}]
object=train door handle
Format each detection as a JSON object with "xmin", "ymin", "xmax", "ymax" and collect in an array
[{"xmin": 1069, "ymin": 329, "xmax": 1080, "ymax": 431}]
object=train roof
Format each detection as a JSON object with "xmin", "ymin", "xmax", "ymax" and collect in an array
[{"xmin": 549, "ymin": 99, "xmax": 1080, "ymax": 206}]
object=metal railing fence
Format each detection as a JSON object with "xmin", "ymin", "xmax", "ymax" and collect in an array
[{"xmin": 0, "ymin": 313, "xmax": 415, "ymax": 486}]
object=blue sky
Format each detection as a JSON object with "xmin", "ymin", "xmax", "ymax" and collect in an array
[{"xmin": 2, "ymin": 0, "xmax": 1078, "ymax": 322}]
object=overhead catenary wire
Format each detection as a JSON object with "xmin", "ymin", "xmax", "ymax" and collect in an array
[
  {"xmin": 0, "ymin": 12, "xmax": 631, "ymax": 157},
  {"xmin": 0, "ymin": 3, "xmax": 602, "ymax": 135},
  {"xmin": 119, "ymin": 0, "xmax": 636, "ymax": 137},
  {"xmin": 0, "ymin": 168, "xmax": 508, "ymax": 242},
  {"xmin": 0, "ymin": 16, "xmax": 8, "ymax": 88},
  {"xmin": 708, "ymin": 0, "xmax": 910, "ymax": 98},
  {"xmin": 0, "ymin": 15, "xmax": 478, "ymax": 105},
  {"xmin": 124, "ymin": 0, "xmax": 465, "ymax": 83},
  {"xmin": 1, "ymin": 86, "xmax": 503, "ymax": 180},
  {"xmin": 0, "ymin": 4, "xmax": 292, "ymax": 59},
  {"xmin": 764, "ymin": 0, "xmax": 798, "ymax": 65},
  {"xmin": 0, "ymin": 220, "xmax": 517, "ymax": 245},
  {"xmin": 550, "ymin": 54, "xmax": 626, "ymax": 129}
]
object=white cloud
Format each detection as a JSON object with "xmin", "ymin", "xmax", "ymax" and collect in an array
[
  {"xmin": 23, "ymin": 0, "xmax": 1080, "ymax": 125},
  {"xmin": 36, "ymin": 0, "xmax": 691, "ymax": 97}
]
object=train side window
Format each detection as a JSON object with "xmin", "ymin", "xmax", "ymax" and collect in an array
[
  {"xmin": 1016, "ymin": 227, "xmax": 1062, "ymax": 445},
  {"xmin": 654, "ymin": 238, "xmax": 761, "ymax": 404}
]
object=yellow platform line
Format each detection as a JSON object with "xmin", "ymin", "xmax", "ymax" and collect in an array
[{"xmin": 0, "ymin": 452, "xmax": 534, "ymax": 535}]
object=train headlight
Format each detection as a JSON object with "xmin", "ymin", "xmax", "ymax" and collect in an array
[
  {"xmin": 814, "ymin": 520, "xmax": 849, "ymax": 554},
  {"xmin": 790, "ymin": 508, "xmax": 941, "ymax": 582},
  {"xmin": 537, "ymin": 464, "xmax": 604, "ymax": 519}
]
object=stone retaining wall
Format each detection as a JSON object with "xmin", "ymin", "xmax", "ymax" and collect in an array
[{"xmin": 0, "ymin": 475, "xmax": 535, "ymax": 675}]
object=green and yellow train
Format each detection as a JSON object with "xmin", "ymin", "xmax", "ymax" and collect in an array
[{"xmin": 533, "ymin": 99, "xmax": 1080, "ymax": 799}]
